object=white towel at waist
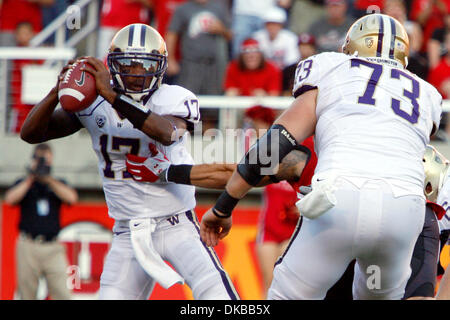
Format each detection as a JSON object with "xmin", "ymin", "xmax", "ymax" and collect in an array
[{"xmin": 129, "ymin": 217, "xmax": 184, "ymax": 289}]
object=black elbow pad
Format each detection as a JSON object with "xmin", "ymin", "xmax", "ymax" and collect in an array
[{"xmin": 237, "ymin": 124, "xmax": 298, "ymax": 186}]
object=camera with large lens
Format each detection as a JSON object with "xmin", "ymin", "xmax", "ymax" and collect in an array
[{"xmin": 34, "ymin": 156, "xmax": 51, "ymax": 176}]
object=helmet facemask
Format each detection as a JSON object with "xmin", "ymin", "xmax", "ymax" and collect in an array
[{"xmin": 108, "ymin": 51, "xmax": 167, "ymax": 102}]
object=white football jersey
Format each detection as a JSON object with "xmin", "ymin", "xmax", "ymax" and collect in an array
[
  {"xmin": 292, "ymin": 52, "xmax": 442, "ymax": 198},
  {"xmin": 436, "ymin": 173, "xmax": 450, "ymax": 233},
  {"xmin": 75, "ymin": 84, "xmax": 201, "ymax": 220}
]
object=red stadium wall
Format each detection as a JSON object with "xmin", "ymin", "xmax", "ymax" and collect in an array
[
  {"xmin": 0, "ymin": 202, "xmax": 264, "ymax": 300},
  {"xmin": 1, "ymin": 202, "xmax": 449, "ymax": 300}
]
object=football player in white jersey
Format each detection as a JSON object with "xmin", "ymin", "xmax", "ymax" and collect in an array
[
  {"xmin": 199, "ymin": 13, "xmax": 443, "ymax": 300},
  {"xmin": 20, "ymin": 24, "xmax": 239, "ymax": 300},
  {"xmin": 426, "ymin": 146, "xmax": 450, "ymax": 300},
  {"xmin": 432, "ymin": 152, "xmax": 450, "ymax": 253},
  {"xmin": 402, "ymin": 145, "xmax": 450, "ymax": 300},
  {"xmin": 403, "ymin": 145, "xmax": 447, "ymax": 299}
]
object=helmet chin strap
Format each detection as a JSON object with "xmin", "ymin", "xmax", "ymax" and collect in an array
[
  {"xmin": 129, "ymin": 92, "xmax": 149, "ymax": 102},
  {"xmin": 131, "ymin": 76, "xmax": 159, "ymax": 102}
]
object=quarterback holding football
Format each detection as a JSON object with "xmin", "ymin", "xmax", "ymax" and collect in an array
[{"xmin": 20, "ymin": 24, "xmax": 238, "ymax": 300}]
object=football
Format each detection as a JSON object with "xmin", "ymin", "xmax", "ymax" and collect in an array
[{"xmin": 58, "ymin": 59, "xmax": 97, "ymax": 112}]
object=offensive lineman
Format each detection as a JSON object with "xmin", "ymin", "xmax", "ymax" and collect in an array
[
  {"xmin": 20, "ymin": 24, "xmax": 239, "ymax": 300},
  {"xmin": 126, "ymin": 141, "xmax": 448, "ymax": 300},
  {"xmin": 428, "ymin": 146, "xmax": 450, "ymax": 299},
  {"xmin": 199, "ymin": 13, "xmax": 443, "ymax": 299},
  {"xmin": 405, "ymin": 145, "xmax": 448, "ymax": 299}
]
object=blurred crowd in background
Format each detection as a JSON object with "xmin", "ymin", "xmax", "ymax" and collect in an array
[{"xmin": 0, "ymin": 0, "xmax": 450, "ymax": 136}]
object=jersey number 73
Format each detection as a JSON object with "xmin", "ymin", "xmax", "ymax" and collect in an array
[{"xmin": 350, "ymin": 59, "xmax": 420, "ymax": 124}]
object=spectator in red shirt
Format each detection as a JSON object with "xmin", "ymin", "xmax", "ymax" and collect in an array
[
  {"xmin": 428, "ymin": 30, "xmax": 450, "ymax": 136},
  {"xmin": 224, "ymin": 38, "xmax": 281, "ymax": 97},
  {"xmin": 97, "ymin": 0, "xmax": 152, "ymax": 60},
  {"xmin": 410, "ymin": 0, "xmax": 450, "ymax": 52},
  {"xmin": 10, "ymin": 21, "xmax": 43, "ymax": 133},
  {"xmin": 0, "ymin": 0, "xmax": 53, "ymax": 46},
  {"xmin": 428, "ymin": 12, "xmax": 450, "ymax": 69},
  {"xmin": 428, "ymin": 30, "xmax": 450, "ymax": 99}
]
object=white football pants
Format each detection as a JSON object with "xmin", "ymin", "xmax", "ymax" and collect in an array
[
  {"xmin": 99, "ymin": 211, "xmax": 239, "ymax": 300},
  {"xmin": 268, "ymin": 178, "xmax": 425, "ymax": 300}
]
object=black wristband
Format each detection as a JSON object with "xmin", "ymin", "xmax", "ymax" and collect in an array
[
  {"xmin": 213, "ymin": 190, "xmax": 240, "ymax": 218},
  {"xmin": 167, "ymin": 165, "xmax": 193, "ymax": 185},
  {"xmin": 212, "ymin": 207, "xmax": 231, "ymax": 219},
  {"xmin": 112, "ymin": 94, "xmax": 151, "ymax": 129}
]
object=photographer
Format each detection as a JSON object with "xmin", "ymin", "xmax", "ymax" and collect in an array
[{"xmin": 4, "ymin": 143, "xmax": 78, "ymax": 300}]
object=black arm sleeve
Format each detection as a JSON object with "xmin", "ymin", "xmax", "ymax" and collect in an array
[
  {"xmin": 112, "ymin": 94, "xmax": 151, "ymax": 129},
  {"xmin": 237, "ymin": 124, "xmax": 298, "ymax": 186}
]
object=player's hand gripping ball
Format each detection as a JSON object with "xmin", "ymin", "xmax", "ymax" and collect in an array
[{"xmin": 58, "ymin": 59, "xmax": 97, "ymax": 112}]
